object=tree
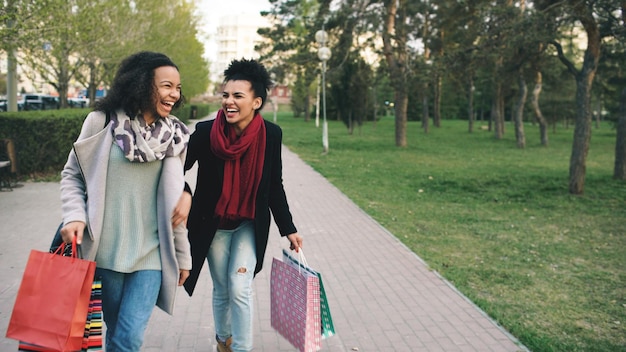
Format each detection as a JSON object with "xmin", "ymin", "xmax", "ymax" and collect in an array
[
  {"xmin": 511, "ymin": 1, "xmax": 529, "ymax": 149},
  {"xmin": 17, "ymin": 0, "xmax": 87, "ymax": 108},
  {"xmin": 1, "ymin": 0, "xmax": 55, "ymax": 110},
  {"xmin": 483, "ymin": 2, "xmax": 521, "ymax": 140},
  {"xmin": 332, "ymin": 56, "xmax": 372, "ymax": 133},
  {"xmin": 381, "ymin": 0, "xmax": 410, "ymax": 147},
  {"xmin": 508, "ymin": 0, "xmax": 560, "ymax": 149},
  {"xmin": 435, "ymin": 0, "xmax": 484, "ymax": 133},
  {"xmin": 550, "ymin": 0, "xmax": 622, "ymax": 194},
  {"xmin": 12, "ymin": 0, "xmax": 208, "ymax": 108},
  {"xmin": 323, "ymin": 0, "xmax": 384, "ymax": 131},
  {"xmin": 615, "ymin": 88, "xmax": 626, "ymax": 180},
  {"xmin": 136, "ymin": 0, "xmax": 209, "ymax": 98},
  {"xmin": 257, "ymin": 0, "xmax": 324, "ymax": 122},
  {"xmin": 0, "ymin": 73, "xmax": 6, "ymax": 95},
  {"xmin": 512, "ymin": 68, "xmax": 528, "ymax": 148},
  {"xmin": 531, "ymin": 70, "xmax": 549, "ymax": 146},
  {"xmin": 527, "ymin": 0, "xmax": 560, "ymax": 147},
  {"xmin": 71, "ymin": 0, "xmax": 149, "ymax": 106},
  {"xmin": 596, "ymin": 3, "xmax": 626, "ymax": 180}
]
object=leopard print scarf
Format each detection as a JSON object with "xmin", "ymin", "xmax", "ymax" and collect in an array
[{"xmin": 110, "ymin": 110, "xmax": 189, "ymax": 162}]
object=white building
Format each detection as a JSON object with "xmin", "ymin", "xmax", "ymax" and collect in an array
[{"xmin": 211, "ymin": 13, "xmax": 269, "ymax": 86}]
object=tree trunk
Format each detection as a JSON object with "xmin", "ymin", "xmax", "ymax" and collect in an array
[
  {"xmin": 395, "ymin": 90, "xmax": 408, "ymax": 146},
  {"xmin": 304, "ymin": 91, "xmax": 311, "ymax": 123},
  {"xmin": 422, "ymin": 86, "xmax": 429, "ymax": 134},
  {"xmin": 557, "ymin": 0, "xmax": 602, "ymax": 195},
  {"xmin": 531, "ymin": 71, "xmax": 549, "ymax": 146},
  {"xmin": 372, "ymin": 85, "xmax": 377, "ymax": 129},
  {"xmin": 493, "ymin": 82, "xmax": 505, "ymax": 139},
  {"xmin": 434, "ymin": 30, "xmax": 444, "ymax": 128},
  {"xmin": 468, "ymin": 78, "xmax": 475, "ymax": 133},
  {"xmin": 514, "ymin": 70, "xmax": 527, "ymax": 148},
  {"xmin": 594, "ymin": 92, "xmax": 602, "ymax": 129},
  {"xmin": 433, "ymin": 74, "xmax": 442, "ymax": 128},
  {"xmin": 569, "ymin": 71, "xmax": 595, "ymax": 194},
  {"xmin": 614, "ymin": 88, "xmax": 626, "ymax": 180},
  {"xmin": 57, "ymin": 54, "xmax": 70, "ymax": 108},
  {"xmin": 88, "ymin": 62, "xmax": 97, "ymax": 108},
  {"xmin": 382, "ymin": 0, "xmax": 408, "ymax": 147}
]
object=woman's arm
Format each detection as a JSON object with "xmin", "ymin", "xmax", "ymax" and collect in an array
[
  {"xmin": 59, "ymin": 112, "xmax": 105, "ymax": 242},
  {"xmin": 171, "ymin": 123, "xmax": 205, "ymax": 227}
]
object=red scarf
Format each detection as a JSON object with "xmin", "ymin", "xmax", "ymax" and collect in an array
[{"xmin": 210, "ymin": 110, "xmax": 266, "ymax": 221}]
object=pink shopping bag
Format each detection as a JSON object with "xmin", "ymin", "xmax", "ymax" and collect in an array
[
  {"xmin": 270, "ymin": 256, "xmax": 321, "ymax": 352},
  {"xmin": 281, "ymin": 249, "xmax": 335, "ymax": 339}
]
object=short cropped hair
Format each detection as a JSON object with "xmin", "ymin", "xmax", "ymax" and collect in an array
[{"xmin": 223, "ymin": 58, "xmax": 273, "ymax": 112}]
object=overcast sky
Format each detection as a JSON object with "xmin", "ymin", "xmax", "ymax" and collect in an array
[{"xmin": 196, "ymin": 0, "xmax": 271, "ymax": 62}]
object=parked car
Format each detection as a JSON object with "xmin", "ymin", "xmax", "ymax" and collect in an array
[
  {"xmin": 79, "ymin": 88, "xmax": 107, "ymax": 102},
  {"xmin": 22, "ymin": 94, "xmax": 60, "ymax": 110},
  {"xmin": 0, "ymin": 98, "xmax": 24, "ymax": 111},
  {"xmin": 68, "ymin": 97, "xmax": 89, "ymax": 108}
]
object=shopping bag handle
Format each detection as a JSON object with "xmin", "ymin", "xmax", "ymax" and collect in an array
[
  {"xmin": 52, "ymin": 235, "xmax": 82, "ymax": 259},
  {"xmin": 293, "ymin": 249, "xmax": 309, "ymax": 274}
]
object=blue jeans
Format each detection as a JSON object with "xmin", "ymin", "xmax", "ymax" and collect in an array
[
  {"xmin": 97, "ymin": 268, "xmax": 161, "ymax": 352},
  {"xmin": 207, "ymin": 220, "xmax": 257, "ymax": 352}
]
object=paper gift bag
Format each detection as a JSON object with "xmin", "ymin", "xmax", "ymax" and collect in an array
[
  {"xmin": 7, "ymin": 240, "xmax": 96, "ymax": 351},
  {"xmin": 282, "ymin": 249, "xmax": 335, "ymax": 339},
  {"xmin": 271, "ymin": 256, "xmax": 322, "ymax": 352},
  {"xmin": 81, "ymin": 278, "xmax": 103, "ymax": 352},
  {"xmin": 17, "ymin": 278, "xmax": 103, "ymax": 352},
  {"xmin": 16, "ymin": 341, "xmax": 57, "ymax": 352}
]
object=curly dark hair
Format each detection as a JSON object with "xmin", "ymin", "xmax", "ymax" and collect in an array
[
  {"xmin": 223, "ymin": 58, "xmax": 273, "ymax": 112},
  {"xmin": 95, "ymin": 51, "xmax": 184, "ymax": 118}
]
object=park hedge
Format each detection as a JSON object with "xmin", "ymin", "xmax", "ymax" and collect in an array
[{"xmin": 0, "ymin": 104, "xmax": 211, "ymax": 177}]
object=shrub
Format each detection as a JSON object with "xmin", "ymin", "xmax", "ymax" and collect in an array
[{"xmin": 0, "ymin": 104, "xmax": 213, "ymax": 178}]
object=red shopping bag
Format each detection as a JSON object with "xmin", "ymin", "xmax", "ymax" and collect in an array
[
  {"xmin": 16, "ymin": 278, "xmax": 103, "ymax": 352},
  {"xmin": 270, "ymin": 255, "xmax": 321, "ymax": 352},
  {"xmin": 6, "ymin": 240, "xmax": 96, "ymax": 351}
]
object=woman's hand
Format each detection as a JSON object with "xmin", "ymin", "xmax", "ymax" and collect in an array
[
  {"xmin": 287, "ymin": 233, "xmax": 303, "ymax": 252},
  {"xmin": 178, "ymin": 269, "xmax": 190, "ymax": 286},
  {"xmin": 60, "ymin": 221, "xmax": 86, "ymax": 244},
  {"xmin": 172, "ymin": 191, "xmax": 192, "ymax": 228}
]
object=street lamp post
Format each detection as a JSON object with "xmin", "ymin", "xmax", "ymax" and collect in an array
[
  {"xmin": 315, "ymin": 74, "xmax": 320, "ymax": 128},
  {"xmin": 270, "ymin": 73, "xmax": 278, "ymax": 123},
  {"xmin": 315, "ymin": 29, "xmax": 331, "ymax": 154}
]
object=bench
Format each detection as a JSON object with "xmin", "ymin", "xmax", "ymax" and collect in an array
[{"xmin": 0, "ymin": 139, "xmax": 17, "ymax": 191}]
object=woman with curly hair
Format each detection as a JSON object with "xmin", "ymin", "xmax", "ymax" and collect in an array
[
  {"xmin": 59, "ymin": 51, "xmax": 192, "ymax": 352},
  {"xmin": 175, "ymin": 58, "xmax": 303, "ymax": 352}
]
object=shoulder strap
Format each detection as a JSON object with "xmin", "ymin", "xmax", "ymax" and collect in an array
[{"xmin": 104, "ymin": 111, "xmax": 110, "ymax": 129}]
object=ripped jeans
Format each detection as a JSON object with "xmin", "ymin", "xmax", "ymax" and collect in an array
[{"xmin": 207, "ymin": 220, "xmax": 256, "ymax": 352}]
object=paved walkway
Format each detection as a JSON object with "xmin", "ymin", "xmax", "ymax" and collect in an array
[{"xmin": 0, "ymin": 117, "xmax": 528, "ymax": 351}]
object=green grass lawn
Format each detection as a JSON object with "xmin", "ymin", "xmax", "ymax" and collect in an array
[{"xmin": 274, "ymin": 113, "xmax": 626, "ymax": 352}]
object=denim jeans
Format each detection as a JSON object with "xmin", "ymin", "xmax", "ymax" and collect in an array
[
  {"xmin": 97, "ymin": 268, "xmax": 161, "ymax": 352},
  {"xmin": 207, "ymin": 220, "xmax": 257, "ymax": 352}
]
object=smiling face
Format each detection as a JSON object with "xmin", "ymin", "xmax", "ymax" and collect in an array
[
  {"xmin": 146, "ymin": 65, "xmax": 181, "ymax": 123},
  {"xmin": 221, "ymin": 80, "xmax": 262, "ymax": 135}
]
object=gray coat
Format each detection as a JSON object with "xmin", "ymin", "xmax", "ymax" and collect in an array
[{"xmin": 60, "ymin": 110, "xmax": 192, "ymax": 315}]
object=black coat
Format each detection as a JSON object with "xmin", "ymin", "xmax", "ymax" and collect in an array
[{"xmin": 183, "ymin": 118, "xmax": 297, "ymax": 296}]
